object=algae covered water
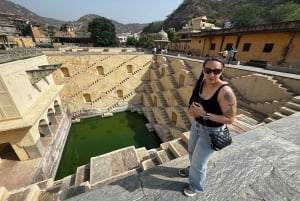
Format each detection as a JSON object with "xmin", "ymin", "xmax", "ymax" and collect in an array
[{"xmin": 55, "ymin": 111, "xmax": 161, "ymax": 180}]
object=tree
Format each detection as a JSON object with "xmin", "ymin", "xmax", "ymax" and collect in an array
[
  {"xmin": 167, "ymin": 28, "xmax": 179, "ymax": 42},
  {"xmin": 268, "ymin": 2, "xmax": 300, "ymax": 23},
  {"xmin": 142, "ymin": 21, "xmax": 163, "ymax": 33},
  {"xmin": 231, "ymin": 3, "xmax": 265, "ymax": 28},
  {"xmin": 88, "ymin": 17, "xmax": 118, "ymax": 47},
  {"xmin": 138, "ymin": 34, "xmax": 155, "ymax": 48},
  {"xmin": 126, "ymin": 36, "xmax": 139, "ymax": 47},
  {"xmin": 15, "ymin": 22, "xmax": 31, "ymax": 36}
]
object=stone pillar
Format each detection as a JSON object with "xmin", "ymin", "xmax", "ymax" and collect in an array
[
  {"xmin": 23, "ymin": 139, "xmax": 45, "ymax": 159},
  {"xmin": 11, "ymin": 143, "xmax": 29, "ymax": 161}
]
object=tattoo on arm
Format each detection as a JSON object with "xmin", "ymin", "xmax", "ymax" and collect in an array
[{"xmin": 223, "ymin": 90, "xmax": 235, "ymax": 117}]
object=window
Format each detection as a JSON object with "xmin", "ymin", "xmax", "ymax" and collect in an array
[
  {"xmin": 225, "ymin": 43, "xmax": 233, "ymax": 50},
  {"xmin": 263, "ymin": 43, "xmax": 274, "ymax": 53},
  {"xmin": 210, "ymin": 43, "xmax": 216, "ymax": 50},
  {"xmin": 243, "ymin": 43, "xmax": 251, "ymax": 52}
]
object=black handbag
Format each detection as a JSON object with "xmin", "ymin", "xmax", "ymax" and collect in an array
[{"xmin": 208, "ymin": 126, "xmax": 232, "ymax": 151}]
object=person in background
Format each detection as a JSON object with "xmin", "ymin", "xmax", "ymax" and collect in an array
[
  {"xmin": 178, "ymin": 56, "xmax": 237, "ymax": 197},
  {"xmin": 228, "ymin": 47, "xmax": 237, "ymax": 64}
]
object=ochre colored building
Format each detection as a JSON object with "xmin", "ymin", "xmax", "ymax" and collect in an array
[{"xmin": 170, "ymin": 20, "xmax": 300, "ymax": 70}]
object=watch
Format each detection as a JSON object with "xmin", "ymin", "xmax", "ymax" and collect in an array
[{"xmin": 203, "ymin": 113, "xmax": 211, "ymax": 120}]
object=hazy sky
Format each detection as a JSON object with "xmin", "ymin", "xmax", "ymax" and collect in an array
[{"xmin": 9, "ymin": 0, "xmax": 183, "ymax": 24}]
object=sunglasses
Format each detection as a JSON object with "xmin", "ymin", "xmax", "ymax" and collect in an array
[{"xmin": 203, "ymin": 67, "xmax": 222, "ymax": 75}]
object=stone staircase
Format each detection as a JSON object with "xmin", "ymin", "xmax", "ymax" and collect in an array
[
  {"xmin": 0, "ymin": 136, "xmax": 192, "ymax": 201},
  {"xmin": 264, "ymin": 95, "xmax": 300, "ymax": 123}
]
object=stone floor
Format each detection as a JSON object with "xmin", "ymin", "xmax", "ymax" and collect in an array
[{"xmin": 0, "ymin": 155, "xmax": 41, "ymax": 191}]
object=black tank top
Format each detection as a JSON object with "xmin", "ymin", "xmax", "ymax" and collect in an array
[{"xmin": 194, "ymin": 82, "xmax": 228, "ymax": 127}]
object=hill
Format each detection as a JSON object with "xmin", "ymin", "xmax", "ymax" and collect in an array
[
  {"xmin": 1, "ymin": 0, "xmax": 298, "ymax": 34},
  {"xmin": 163, "ymin": 0, "xmax": 293, "ymax": 30},
  {"xmin": 0, "ymin": 0, "xmax": 147, "ymax": 33}
]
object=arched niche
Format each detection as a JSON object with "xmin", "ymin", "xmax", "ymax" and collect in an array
[
  {"xmin": 154, "ymin": 96, "xmax": 158, "ymax": 106},
  {"xmin": 127, "ymin": 65, "xmax": 133, "ymax": 73},
  {"xmin": 60, "ymin": 67, "xmax": 70, "ymax": 77},
  {"xmin": 47, "ymin": 108, "xmax": 57, "ymax": 125},
  {"xmin": 161, "ymin": 67, "xmax": 166, "ymax": 76},
  {"xmin": 97, "ymin": 66, "xmax": 104, "ymax": 75},
  {"xmin": 38, "ymin": 119, "xmax": 52, "ymax": 137},
  {"xmin": 54, "ymin": 100, "xmax": 62, "ymax": 114},
  {"xmin": 83, "ymin": 93, "xmax": 92, "ymax": 103},
  {"xmin": 117, "ymin": 89, "xmax": 123, "ymax": 99},
  {"xmin": 171, "ymin": 112, "xmax": 177, "ymax": 125},
  {"xmin": 179, "ymin": 74, "xmax": 185, "ymax": 87}
]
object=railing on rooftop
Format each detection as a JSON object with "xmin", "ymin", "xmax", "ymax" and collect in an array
[{"xmin": 0, "ymin": 48, "xmax": 44, "ymax": 64}]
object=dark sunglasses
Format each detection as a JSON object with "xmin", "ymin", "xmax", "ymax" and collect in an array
[{"xmin": 203, "ymin": 67, "xmax": 222, "ymax": 75}]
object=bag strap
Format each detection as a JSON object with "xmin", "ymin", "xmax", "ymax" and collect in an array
[{"xmin": 199, "ymin": 82, "xmax": 228, "ymax": 128}]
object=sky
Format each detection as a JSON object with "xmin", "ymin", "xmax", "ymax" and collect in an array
[{"xmin": 9, "ymin": 0, "xmax": 183, "ymax": 24}]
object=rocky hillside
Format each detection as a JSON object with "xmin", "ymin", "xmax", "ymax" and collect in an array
[
  {"xmin": 1, "ymin": 0, "xmax": 298, "ymax": 33},
  {"xmin": 0, "ymin": 0, "xmax": 147, "ymax": 33},
  {"xmin": 163, "ymin": 0, "xmax": 294, "ymax": 30}
]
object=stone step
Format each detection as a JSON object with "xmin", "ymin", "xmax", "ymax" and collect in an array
[
  {"xmin": 75, "ymin": 164, "xmax": 90, "ymax": 186},
  {"xmin": 89, "ymin": 146, "xmax": 139, "ymax": 186},
  {"xmin": 292, "ymin": 96, "xmax": 300, "ymax": 104},
  {"xmin": 279, "ymin": 106, "xmax": 298, "ymax": 115},
  {"xmin": 169, "ymin": 138, "xmax": 188, "ymax": 158},
  {"xmin": 35, "ymin": 179, "xmax": 54, "ymax": 190},
  {"xmin": 271, "ymin": 111, "xmax": 287, "ymax": 119},
  {"xmin": 285, "ymin": 101, "xmax": 300, "ymax": 111},
  {"xmin": 64, "ymin": 181, "xmax": 90, "ymax": 200},
  {"xmin": 155, "ymin": 149, "xmax": 175, "ymax": 164},
  {"xmin": 264, "ymin": 116, "xmax": 277, "ymax": 123},
  {"xmin": 7, "ymin": 184, "xmax": 40, "ymax": 201},
  {"xmin": 38, "ymin": 175, "xmax": 75, "ymax": 201},
  {"xmin": 135, "ymin": 147, "xmax": 151, "ymax": 163},
  {"xmin": 91, "ymin": 169, "xmax": 138, "ymax": 189},
  {"xmin": 181, "ymin": 131, "xmax": 190, "ymax": 145},
  {"xmin": 141, "ymin": 157, "xmax": 160, "ymax": 171}
]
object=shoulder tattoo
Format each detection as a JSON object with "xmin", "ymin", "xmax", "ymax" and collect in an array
[{"xmin": 223, "ymin": 89, "xmax": 235, "ymax": 116}]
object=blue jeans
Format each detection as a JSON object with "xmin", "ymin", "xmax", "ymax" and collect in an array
[{"xmin": 187, "ymin": 120, "xmax": 225, "ymax": 192}]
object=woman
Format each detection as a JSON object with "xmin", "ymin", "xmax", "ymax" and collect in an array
[{"xmin": 179, "ymin": 57, "xmax": 237, "ymax": 197}]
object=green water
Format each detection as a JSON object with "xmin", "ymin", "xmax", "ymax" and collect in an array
[{"xmin": 55, "ymin": 111, "xmax": 161, "ymax": 180}]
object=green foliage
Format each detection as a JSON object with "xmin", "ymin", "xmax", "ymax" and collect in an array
[
  {"xmin": 167, "ymin": 28, "xmax": 179, "ymax": 42},
  {"xmin": 126, "ymin": 36, "xmax": 139, "ymax": 47},
  {"xmin": 14, "ymin": 22, "xmax": 31, "ymax": 36},
  {"xmin": 88, "ymin": 17, "xmax": 118, "ymax": 47},
  {"xmin": 142, "ymin": 21, "xmax": 163, "ymax": 33},
  {"xmin": 138, "ymin": 34, "xmax": 155, "ymax": 48},
  {"xmin": 268, "ymin": 2, "xmax": 300, "ymax": 22},
  {"xmin": 231, "ymin": 3, "xmax": 265, "ymax": 28}
]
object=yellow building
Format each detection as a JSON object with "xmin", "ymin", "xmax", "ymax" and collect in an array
[{"xmin": 170, "ymin": 20, "xmax": 300, "ymax": 71}]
